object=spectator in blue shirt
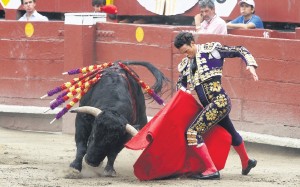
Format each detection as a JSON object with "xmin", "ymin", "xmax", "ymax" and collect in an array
[{"xmin": 227, "ymin": 0, "xmax": 263, "ymax": 29}]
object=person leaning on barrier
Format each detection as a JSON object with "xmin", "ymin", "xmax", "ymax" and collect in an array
[
  {"xmin": 92, "ymin": 0, "xmax": 106, "ymax": 13},
  {"xmin": 19, "ymin": 0, "xmax": 48, "ymax": 21},
  {"xmin": 227, "ymin": 0, "xmax": 263, "ymax": 29},
  {"xmin": 92, "ymin": 0, "xmax": 117, "ymax": 21},
  {"xmin": 174, "ymin": 31, "xmax": 258, "ymax": 179},
  {"xmin": 194, "ymin": 0, "xmax": 227, "ymax": 34}
]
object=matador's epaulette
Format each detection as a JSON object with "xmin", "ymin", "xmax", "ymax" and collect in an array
[
  {"xmin": 199, "ymin": 42, "xmax": 222, "ymax": 53},
  {"xmin": 178, "ymin": 58, "xmax": 189, "ymax": 73}
]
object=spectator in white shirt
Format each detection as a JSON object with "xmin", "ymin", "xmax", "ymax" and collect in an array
[
  {"xmin": 19, "ymin": 0, "xmax": 48, "ymax": 21},
  {"xmin": 194, "ymin": 0, "xmax": 227, "ymax": 35}
]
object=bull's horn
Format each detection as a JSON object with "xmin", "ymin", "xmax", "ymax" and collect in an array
[
  {"xmin": 70, "ymin": 106, "xmax": 102, "ymax": 117},
  {"xmin": 126, "ymin": 124, "xmax": 138, "ymax": 136}
]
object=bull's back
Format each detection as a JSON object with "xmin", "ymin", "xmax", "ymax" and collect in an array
[{"xmin": 80, "ymin": 70, "xmax": 147, "ymax": 126}]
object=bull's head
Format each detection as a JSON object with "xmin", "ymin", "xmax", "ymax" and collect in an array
[{"xmin": 70, "ymin": 106, "xmax": 138, "ymax": 136}]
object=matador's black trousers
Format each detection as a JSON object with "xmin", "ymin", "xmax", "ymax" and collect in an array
[{"xmin": 186, "ymin": 78, "xmax": 243, "ymax": 146}]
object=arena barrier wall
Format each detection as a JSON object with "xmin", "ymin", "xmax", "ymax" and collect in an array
[{"xmin": 0, "ymin": 20, "xmax": 299, "ymax": 141}]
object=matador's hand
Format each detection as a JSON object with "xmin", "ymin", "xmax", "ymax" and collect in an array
[
  {"xmin": 180, "ymin": 87, "xmax": 191, "ymax": 94},
  {"xmin": 246, "ymin": 66, "xmax": 259, "ymax": 81}
]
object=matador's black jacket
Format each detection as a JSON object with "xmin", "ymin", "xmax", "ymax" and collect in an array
[{"xmin": 177, "ymin": 42, "xmax": 258, "ymax": 89}]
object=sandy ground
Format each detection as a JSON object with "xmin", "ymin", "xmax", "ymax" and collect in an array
[{"xmin": 0, "ymin": 127, "xmax": 299, "ymax": 187}]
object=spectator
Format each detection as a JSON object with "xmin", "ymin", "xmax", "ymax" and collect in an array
[
  {"xmin": 227, "ymin": 0, "xmax": 263, "ymax": 29},
  {"xmin": 92, "ymin": 0, "xmax": 106, "ymax": 13},
  {"xmin": 92, "ymin": 0, "xmax": 117, "ymax": 22},
  {"xmin": 19, "ymin": 0, "xmax": 48, "ymax": 21},
  {"xmin": 194, "ymin": 0, "xmax": 227, "ymax": 34}
]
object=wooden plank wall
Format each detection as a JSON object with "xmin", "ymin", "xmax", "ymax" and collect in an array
[{"xmin": 0, "ymin": 21, "xmax": 299, "ymax": 138}]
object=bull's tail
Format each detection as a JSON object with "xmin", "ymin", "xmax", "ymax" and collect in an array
[{"xmin": 121, "ymin": 61, "xmax": 169, "ymax": 94}]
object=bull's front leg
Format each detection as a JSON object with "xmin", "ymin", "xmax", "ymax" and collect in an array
[
  {"xmin": 104, "ymin": 142, "xmax": 126, "ymax": 177},
  {"xmin": 104, "ymin": 152, "xmax": 118, "ymax": 177},
  {"xmin": 65, "ymin": 115, "xmax": 92, "ymax": 178},
  {"xmin": 70, "ymin": 141, "xmax": 88, "ymax": 171}
]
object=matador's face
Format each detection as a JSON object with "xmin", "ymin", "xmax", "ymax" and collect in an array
[{"xmin": 178, "ymin": 42, "xmax": 197, "ymax": 59}]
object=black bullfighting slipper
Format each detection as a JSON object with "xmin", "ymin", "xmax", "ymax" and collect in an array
[
  {"xmin": 242, "ymin": 159, "xmax": 257, "ymax": 175},
  {"xmin": 188, "ymin": 171, "xmax": 220, "ymax": 180}
]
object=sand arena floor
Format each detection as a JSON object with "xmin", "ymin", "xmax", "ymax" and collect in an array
[{"xmin": 0, "ymin": 127, "xmax": 299, "ymax": 187}]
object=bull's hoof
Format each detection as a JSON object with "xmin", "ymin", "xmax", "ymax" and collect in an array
[
  {"xmin": 103, "ymin": 167, "xmax": 117, "ymax": 177},
  {"xmin": 63, "ymin": 167, "xmax": 82, "ymax": 179},
  {"xmin": 81, "ymin": 158, "xmax": 103, "ymax": 178},
  {"xmin": 70, "ymin": 160, "xmax": 82, "ymax": 172}
]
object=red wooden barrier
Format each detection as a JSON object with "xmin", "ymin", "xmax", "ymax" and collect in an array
[{"xmin": 0, "ymin": 20, "xmax": 299, "ymax": 139}]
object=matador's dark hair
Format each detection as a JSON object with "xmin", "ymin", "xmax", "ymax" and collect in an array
[{"xmin": 174, "ymin": 32, "xmax": 195, "ymax": 49}]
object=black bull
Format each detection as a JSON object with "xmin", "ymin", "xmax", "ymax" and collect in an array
[{"xmin": 67, "ymin": 61, "xmax": 168, "ymax": 177}]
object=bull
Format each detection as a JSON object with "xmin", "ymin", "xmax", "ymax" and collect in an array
[{"xmin": 65, "ymin": 61, "xmax": 168, "ymax": 178}]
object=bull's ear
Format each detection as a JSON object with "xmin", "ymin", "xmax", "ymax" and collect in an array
[
  {"xmin": 70, "ymin": 106, "xmax": 102, "ymax": 117},
  {"xmin": 125, "ymin": 124, "xmax": 138, "ymax": 136}
]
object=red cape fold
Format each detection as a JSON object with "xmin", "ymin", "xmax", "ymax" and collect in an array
[{"xmin": 125, "ymin": 90, "xmax": 232, "ymax": 180}]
